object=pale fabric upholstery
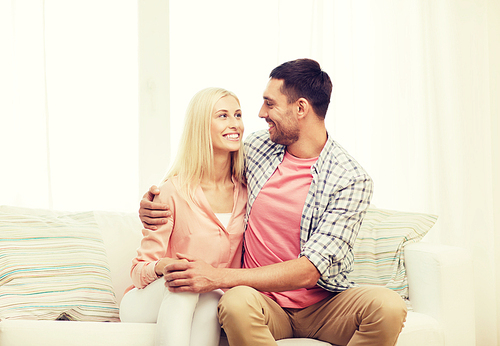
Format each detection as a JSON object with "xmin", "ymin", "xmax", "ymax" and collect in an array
[
  {"xmin": 0, "ymin": 208, "xmax": 119, "ymax": 322},
  {"xmin": 348, "ymin": 207, "xmax": 438, "ymax": 301},
  {"xmin": 0, "ymin": 206, "xmax": 474, "ymax": 346}
]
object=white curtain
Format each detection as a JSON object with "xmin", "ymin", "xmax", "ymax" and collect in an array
[
  {"xmin": 170, "ymin": 1, "xmax": 499, "ymax": 344},
  {"xmin": 320, "ymin": 2, "xmax": 499, "ymax": 345},
  {"xmin": 2, "ymin": 0, "xmax": 499, "ymax": 344},
  {"xmin": 0, "ymin": 0, "xmax": 139, "ymax": 212}
]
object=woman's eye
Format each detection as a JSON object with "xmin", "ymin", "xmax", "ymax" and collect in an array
[
  {"xmin": 235, "ymin": 113, "xmax": 242, "ymax": 118},
  {"xmin": 218, "ymin": 113, "xmax": 227, "ymax": 118}
]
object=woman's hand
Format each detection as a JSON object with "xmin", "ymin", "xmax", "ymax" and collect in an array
[{"xmin": 154, "ymin": 257, "xmax": 189, "ymax": 277}]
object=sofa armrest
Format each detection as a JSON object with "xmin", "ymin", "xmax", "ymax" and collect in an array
[{"xmin": 404, "ymin": 242, "xmax": 476, "ymax": 346}]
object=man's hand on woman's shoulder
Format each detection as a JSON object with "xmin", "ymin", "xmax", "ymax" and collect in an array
[{"xmin": 139, "ymin": 185, "xmax": 171, "ymax": 230}]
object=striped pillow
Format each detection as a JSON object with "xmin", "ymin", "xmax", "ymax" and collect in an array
[
  {"xmin": 349, "ymin": 207, "xmax": 438, "ymax": 300},
  {"xmin": 0, "ymin": 210, "xmax": 119, "ymax": 321}
]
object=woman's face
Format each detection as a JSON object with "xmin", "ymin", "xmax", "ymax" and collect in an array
[{"xmin": 210, "ymin": 96, "xmax": 244, "ymax": 155}]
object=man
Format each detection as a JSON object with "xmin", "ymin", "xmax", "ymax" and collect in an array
[{"xmin": 139, "ymin": 59, "xmax": 407, "ymax": 345}]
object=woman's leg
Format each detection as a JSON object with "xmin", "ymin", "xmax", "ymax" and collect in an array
[
  {"xmin": 119, "ymin": 279, "xmax": 165, "ymax": 323},
  {"xmin": 189, "ymin": 289, "xmax": 224, "ymax": 346},
  {"xmin": 120, "ymin": 279, "xmax": 222, "ymax": 346},
  {"xmin": 156, "ymin": 291, "xmax": 199, "ymax": 346}
]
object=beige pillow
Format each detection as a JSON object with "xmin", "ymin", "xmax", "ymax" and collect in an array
[
  {"xmin": 0, "ymin": 208, "xmax": 119, "ymax": 321},
  {"xmin": 348, "ymin": 207, "xmax": 438, "ymax": 300}
]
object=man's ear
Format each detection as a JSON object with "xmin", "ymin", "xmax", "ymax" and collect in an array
[{"xmin": 296, "ymin": 98, "xmax": 310, "ymax": 119}]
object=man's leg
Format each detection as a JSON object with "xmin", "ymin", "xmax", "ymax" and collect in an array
[
  {"xmin": 290, "ymin": 286, "xmax": 407, "ymax": 346},
  {"xmin": 218, "ymin": 286, "xmax": 293, "ymax": 346}
]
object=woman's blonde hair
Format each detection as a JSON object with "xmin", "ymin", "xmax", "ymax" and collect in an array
[{"xmin": 163, "ymin": 87, "xmax": 245, "ymax": 202}]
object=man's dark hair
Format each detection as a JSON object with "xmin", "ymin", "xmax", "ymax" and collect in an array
[{"xmin": 270, "ymin": 58, "xmax": 332, "ymax": 119}]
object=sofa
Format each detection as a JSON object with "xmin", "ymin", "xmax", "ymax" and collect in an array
[{"xmin": 0, "ymin": 205, "xmax": 476, "ymax": 346}]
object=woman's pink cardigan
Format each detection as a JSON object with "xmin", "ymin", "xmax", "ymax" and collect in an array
[{"xmin": 130, "ymin": 177, "xmax": 247, "ymax": 289}]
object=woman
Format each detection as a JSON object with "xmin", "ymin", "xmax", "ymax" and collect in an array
[{"xmin": 119, "ymin": 87, "xmax": 247, "ymax": 346}]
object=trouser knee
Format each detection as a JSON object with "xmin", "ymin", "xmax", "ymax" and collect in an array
[
  {"xmin": 365, "ymin": 287, "xmax": 408, "ymax": 334},
  {"xmin": 218, "ymin": 286, "xmax": 260, "ymax": 318},
  {"xmin": 218, "ymin": 286, "xmax": 266, "ymax": 327},
  {"xmin": 377, "ymin": 288, "xmax": 407, "ymax": 323}
]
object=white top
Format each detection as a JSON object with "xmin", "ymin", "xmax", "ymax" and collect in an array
[{"xmin": 215, "ymin": 213, "xmax": 231, "ymax": 228}]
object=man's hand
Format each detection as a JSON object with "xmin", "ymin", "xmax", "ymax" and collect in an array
[
  {"xmin": 164, "ymin": 254, "xmax": 321, "ymax": 294},
  {"xmin": 164, "ymin": 253, "xmax": 222, "ymax": 293},
  {"xmin": 139, "ymin": 185, "xmax": 171, "ymax": 230}
]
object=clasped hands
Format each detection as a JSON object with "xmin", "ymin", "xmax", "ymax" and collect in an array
[{"xmin": 161, "ymin": 253, "xmax": 221, "ymax": 294}]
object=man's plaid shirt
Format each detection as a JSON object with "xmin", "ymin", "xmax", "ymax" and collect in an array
[{"xmin": 244, "ymin": 130, "xmax": 373, "ymax": 292}]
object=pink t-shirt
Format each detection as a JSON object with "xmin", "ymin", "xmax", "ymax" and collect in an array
[{"xmin": 243, "ymin": 151, "xmax": 333, "ymax": 308}]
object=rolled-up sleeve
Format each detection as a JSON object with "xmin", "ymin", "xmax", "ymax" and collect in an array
[{"xmin": 301, "ymin": 174, "xmax": 373, "ymax": 292}]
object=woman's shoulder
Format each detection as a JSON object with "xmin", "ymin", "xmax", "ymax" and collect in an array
[
  {"xmin": 156, "ymin": 177, "xmax": 182, "ymax": 201},
  {"xmin": 158, "ymin": 177, "xmax": 174, "ymax": 190}
]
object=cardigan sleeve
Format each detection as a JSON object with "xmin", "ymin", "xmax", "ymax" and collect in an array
[{"xmin": 130, "ymin": 182, "xmax": 175, "ymax": 289}]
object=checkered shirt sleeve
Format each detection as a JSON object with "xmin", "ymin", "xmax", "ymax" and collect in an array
[{"xmin": 244, "ymin": 130, "xmax": 373, "ymax": 293}]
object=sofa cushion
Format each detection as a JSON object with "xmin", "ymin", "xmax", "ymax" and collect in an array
[
  {"xmin": 395, "ymin": 311, "xmax": 444, "ymax": 345},
  {"xmin": 0, "ymin": 320, "xmax": 156, "ymax": 346},
  {"xmin": 348, "ymin": 207, "xmax": 438, "ymax": 300},
  {"xmin": 0, "ymin": 312, "xmax": 441, "ymax": 346},
  {"xmin": 0, "ymin": 207, "xmax": 119, "ymax": 322}
]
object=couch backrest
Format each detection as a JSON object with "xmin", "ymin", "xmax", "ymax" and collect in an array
[
  {"xmin": 0, "ymin": 205, "xmax": 437, "ymax": 307},
  {"xmin": 93, "ymin": 211, "xmax": 143, "ymax": 303}
]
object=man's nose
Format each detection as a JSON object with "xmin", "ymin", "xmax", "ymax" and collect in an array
[{"xmin": 258, "ymin": 105, "xmax": 267, "ymax": 118}]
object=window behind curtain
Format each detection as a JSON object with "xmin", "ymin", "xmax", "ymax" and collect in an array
[{"xmin": 0, "ymin": 0, "xmax": 138, "ymax": 212}]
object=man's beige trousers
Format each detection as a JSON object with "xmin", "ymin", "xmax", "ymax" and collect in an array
[{"xmin": 218, "ymin": 285, "xmax": 407, "ymax": 346}]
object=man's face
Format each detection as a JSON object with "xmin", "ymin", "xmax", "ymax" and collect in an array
[{"xmin": 258, "ymin": 79, "xmax": 299, "ymax": 145}]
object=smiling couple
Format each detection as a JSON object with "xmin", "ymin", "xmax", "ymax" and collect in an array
[{"xmin": 119, "ymin": 58, "xmax": 407, "ymax": 346}]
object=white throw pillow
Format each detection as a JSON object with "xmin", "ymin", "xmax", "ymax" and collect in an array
[
  {"xmin": 348, "ymin": 207, "xmax": 438, "ymax": 300},
  {"xmin": 0, "ymin": 207, "xmax": 119, "ymax": 321}
]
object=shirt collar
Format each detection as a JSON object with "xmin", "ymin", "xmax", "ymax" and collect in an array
[{"xmin": 313, "ymin": 132, "xmax": 335, "ymax": 173}]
